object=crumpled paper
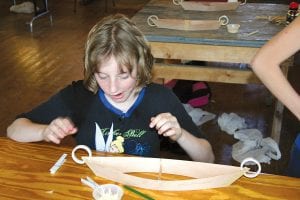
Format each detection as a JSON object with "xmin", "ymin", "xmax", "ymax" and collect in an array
[
  {"xmin": 183, "ymin": 104, "xmax": 216, "ymax": 126},
  {"xmin": 218, "ymin": 112, "xmax": 281, "ymax": 165}
]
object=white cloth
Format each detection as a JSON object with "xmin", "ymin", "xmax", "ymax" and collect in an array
[
  {"xmin": 10, "ymin": 2, "xmax": 37, "ymax": 14},
  {"xmin": 183, "ymin": 104, "xmax": 216, "ymax": 126},
  {"xmin": 217, "ymin": 112, "xmax": 247, "ymax": 135},
  {"xmin": 218, "ymin": 112, "xmax": 281, "ymax": 165},
  {"xmin": 234, "ymin": 128, "xmax": 263, "ymax": 143}
]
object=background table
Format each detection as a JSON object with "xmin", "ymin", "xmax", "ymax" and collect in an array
[
  {"xmin": 131, "ymin": 0, "xmax": 291, "ymax": 143},
  {"xmin": 0, "ymin": 137, "xmax": 299, "ymax": 199}
]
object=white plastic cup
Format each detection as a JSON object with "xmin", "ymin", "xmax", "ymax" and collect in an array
[
  {"xmin": 93, "ymin": 184, "xmax": 124, "ymax": 200},
  {"xmin": 227, "ymin": 24, "xmax": 240, "ymax": 33}
]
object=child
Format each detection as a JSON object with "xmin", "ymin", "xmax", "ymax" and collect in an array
[
  {"xmin": 7, "ymin": 14, "xmax": 214, "ymax": 163},
  {"xmin": 251, "ymin": 17, "xmax": 300, "ymax": 177}
]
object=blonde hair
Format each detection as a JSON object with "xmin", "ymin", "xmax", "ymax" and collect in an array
[
  {"xmin": 111, "ymin": 136, "xmax": 124, "ymax": 153},
  {"xmin": 83, "ymin": 14, "xmax": 153, "ymax": 93}
]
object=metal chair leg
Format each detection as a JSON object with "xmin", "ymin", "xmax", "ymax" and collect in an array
[
  {"xmin": 49, "ymin": 14, "xmax": 53, "ymax": 25},
  {"xmin": 27, "ymin": 0, "xmax": 52, "ymax": 32}
]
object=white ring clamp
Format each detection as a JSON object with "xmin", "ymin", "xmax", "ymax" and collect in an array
[
  {"xmin": 147, "ymin": 15, "xmax": 159, "ymax": 27},
  {"xmin": 240, "ymin": 157, "xmax": 261, "ymax": 178},
  {"xmin": 219, "ymin": 15, "xmax": 229, "ymax": 26},
  {"xmin": 72, "ymin": 145, "xmax": 92, "ymax": 164},
  {"xmin": 240, "ymin": 0, "xmax": 247, "ymax": 6},
  {"xmin": 173, "ymin": 0, "xmax": 183, "ymax": 6}
]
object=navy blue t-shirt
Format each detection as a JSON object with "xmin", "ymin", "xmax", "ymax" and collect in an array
[{"xmin": 18, "ymin": 81, "xmax": 203, "ymax": 157}]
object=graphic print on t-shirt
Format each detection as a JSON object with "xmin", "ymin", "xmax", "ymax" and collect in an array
[
  {"xmin": 94, "ymin": 122, "xmax": 152, "ymax": 156},
  {"xmin": 95, "ymin": 122, "xmax": 114, "ymax": 152}
]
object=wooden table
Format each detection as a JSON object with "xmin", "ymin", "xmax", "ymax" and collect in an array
[
  {"xmin": 131, "ymin": 0, "xmax": 291, "ymax": 144},
  {"xmin": 0, "ymin": 137, "xmax": 299, "ymax": 199}
]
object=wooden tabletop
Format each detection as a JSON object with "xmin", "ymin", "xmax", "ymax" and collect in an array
[
  {"xmin": 0, "ymin": 137, "xmax": 299, "ymax": 199},
  {"xmin": 131, "ymin": 0, "xmax": 287, "ymax": 48}
]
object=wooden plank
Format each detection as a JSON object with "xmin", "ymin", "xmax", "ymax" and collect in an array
[
  {"xmin": 150, "ymin": 42, "xmax": 259, "ymax": 63},
  {"xmin": 152, "ymin": 63, "xmax": 261, "ymax": 84}
]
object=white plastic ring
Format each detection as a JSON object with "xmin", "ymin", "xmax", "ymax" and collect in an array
[
  {"xmin": 71, "ymin": 145, "xmax": 92, "ymax": 164},
  {"xmin": 173, "ymin": 0, "xmax": 182, "ymax": 6},
  {"xmin": 240, "ymin": 157, "xmax": 261, "ymax": 178},
  {"xmin": 147, "ymin": 15, "xmax": 159, "ymax": 27},
  {"xmin": 219, "ymin": 15, "xmax": 229, "ymax": 26},
  {"xmin": 240, "ymin": 0, "xmax": 247, "ymax": 6}
]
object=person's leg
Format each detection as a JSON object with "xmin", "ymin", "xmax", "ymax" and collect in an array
[{"xmin": 287, "ymin": 133, "xmax": 300, "ymax": 178}]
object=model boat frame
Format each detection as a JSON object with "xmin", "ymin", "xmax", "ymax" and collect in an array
[
  {"xmin": 72, "ymin": 144, "xmax": 261, "ymax": 191},
  {"xmin": 147, "ymin": 15, "xmax": 229, "ymax": 31},
  {"xmin": 173, "ymin": 0, "xmax": 247, "ymax": 12}
]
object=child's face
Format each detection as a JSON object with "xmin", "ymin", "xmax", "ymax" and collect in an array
[{"xmin": 94, "ymin": 55, "xmax": 138, "ymax": 104}]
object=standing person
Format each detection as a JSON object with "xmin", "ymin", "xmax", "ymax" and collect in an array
[
  {"xmin": 251, "ymin": 17, "xmax": 300, "ymax": 177},
  {"xmin": 7, "ymin": 14, "xmax": 214, "ymax": 163}
]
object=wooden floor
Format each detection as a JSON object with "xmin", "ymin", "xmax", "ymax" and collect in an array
[{"xmin": 1, "ymin": 0, "xmax": 299, "ymax": 176}]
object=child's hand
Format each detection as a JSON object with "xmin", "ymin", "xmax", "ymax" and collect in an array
[
  {"xmin": 42, "ymin": 117, "xmax": 77, "ymax": 144},
  {"xmin": 149, "ymin": 113, "xmax": 183, "ymax": 141}
]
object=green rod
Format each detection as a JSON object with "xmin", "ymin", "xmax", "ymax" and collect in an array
[{"xmin": 123, "ymin": 185, "xmax": 155, "ymax": 200}]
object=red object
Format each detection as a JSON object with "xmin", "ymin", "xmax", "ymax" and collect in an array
[{"xmin": 289, "ymin": 2, "xmax": 299, "ymax": 10}]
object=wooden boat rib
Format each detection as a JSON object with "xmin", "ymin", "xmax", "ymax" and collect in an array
[
  {"xmin": 173, "ymin": 0, "xmax": 246, "ymax": 12},
  {"xmin": 82, "ymin": 156, "xmax": 249, "ymax": 191}
]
